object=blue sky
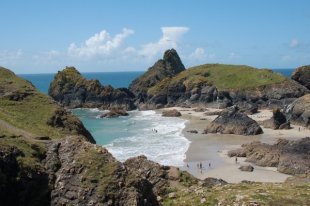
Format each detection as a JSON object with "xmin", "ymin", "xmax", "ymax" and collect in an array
[{"xmin": 0, "ymin": 0, "xmax": 309, "ymax": 73}]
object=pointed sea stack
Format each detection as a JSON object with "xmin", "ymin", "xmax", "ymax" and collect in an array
[
  {"xmin": 129, "ymin": 48, "xmax": 185, "ymax": 96},
  {"xmin": 48, "ymin": 66, "xmax": 136, "ymax": 110}
]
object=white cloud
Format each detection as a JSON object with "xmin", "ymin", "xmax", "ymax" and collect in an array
[
  {"xmin": 68, "ymin": 28, "xmax": 134, "ymax": 58},
  {"xmin": 0, "ymin": 49, "xmax": 23, "ymax": 64},
  {"xmin": 189, "ymin": 48, "xmax": 206, "ymax": 60},
  {"xmin": 290, "ymin": 39, "xmax": 299, "ymax": 48},
  {"xmin": 140, "ymin": 27, "xmax": 189, "ymax": 58}
]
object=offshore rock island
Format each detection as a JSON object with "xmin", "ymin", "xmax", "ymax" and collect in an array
[{"xmin": 1, "ymin": 48, "xmax": 310, "ymax": 205}]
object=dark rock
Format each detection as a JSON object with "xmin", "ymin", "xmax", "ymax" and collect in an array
[
  {"xmin": 0, "ymin": 145, "xmax": 50, "ymax": 206},
  {"xmin": 100, "ymin": 109, "xmax": 129, "ymax": 118},
  {"xmin": 262, "ymin": 108, "xmax": 289, "ymax": 129},
  {"xmin": 278, "ymin": 122, "xmax": 291, "ymax": 129},
  {"xmin": 47, "ymin": 108, "xmax": 95, "ymax": 143},
  {"xmin": 34, "ymin": 136, "xmax": 51, "ymax": 140},
  {"xmin": 291, "ymin": 65, "xmax": 310, "ymax": 89},
  {"xmin": 193, "ymin": 107, "xmax": 207, "ymax": 112},
  {"xmin": 129, "ymin": 48, "xmax": 185, "ymax": 97},
  {"xmin": 201, "ymin": 177, "xmax": 228, "ymax": 187},
  {"xmin": 285, "ymin": 94, "xmax": 310, "ymax": 128},
  {"xmin": 204, "ymin": 111, "xmax": 222, "ymax": 116},
  {"xmin": 239, "ymin": 165, "xmax": 254, "ymax": 172},
  {"xmin": 227, "ymin": 149, "xmax": 247, "ymax": 157},
  {"xmin": 238, "ymin": 102, "xmax": 258, "ymax": 115},
  {"xmin": 204, "ymin": 106, "xmax": 263, "ymax": 135},
  {"xmin": 187, "ymin": 130, "xmax": 198, "ymax": 134},
  {"xmin": 162, "ymin": 109, "xmax": 182, "ymax": 117},
  {"xmin": 228, "ymin": 137, "xmax": 310, "ymax": 175},
  {"xmin": 48, "ymin": 66, "xmax": 136, "ymax": 110}
]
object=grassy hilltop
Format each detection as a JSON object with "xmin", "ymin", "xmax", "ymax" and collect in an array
[{"xmin": 148, "ymin": 64, "xmax": 287, "ymax": 95}]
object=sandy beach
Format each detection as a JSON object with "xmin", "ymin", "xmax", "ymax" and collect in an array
[{"xmin": 166, "ymin": 106, "xmax": 310, "ymax": 183}]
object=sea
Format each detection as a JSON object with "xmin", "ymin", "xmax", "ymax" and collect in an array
[{"xmin": 18, "ymin": 68, "xmax": 294, "ymax": 166}]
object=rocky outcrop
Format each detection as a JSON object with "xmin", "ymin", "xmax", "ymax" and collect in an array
[
  {"xmin": 228, "ymin": 138, "xmax": 310, "ymax": 175},
  {"xmin": 262, "ymin": 108, "xmax": 290, "ymax": 129},
  {"xmin": 129, "ymin": 49, "xmax": 185, "ymax": 98},
  {"xmin": 47, "ymin": 108, "xmax": 95, "ymax": 143},
  {"xmin": 130, "ymin": 56, "xmax": 309, "ymax": 109},
  {"xmin": 291, "ymin": 65, "xmax": 310, "ymax": 89},
  {"xmin": 0, "ymin": 141, "xmax": 50, "ymax": 206},
  {"xmin": 45, "ymin": 137, "xmax": 166, "ymax": 206},
  {"xmin": 239, "ymin": 165, "xmax": 254, "ymax": 172},
  {"xmin": 204, "ymin": 106, "xmax": 263, "ymax": 135},
  {"xmin": 285, "ymin": 94, "xmax": 310, "ymax": 128},
  {"xmin": 162, "ymin": 109, "xmax": 182, "ymax": 117},
  {"xmin": 100, "ymin": 108, "xmax": 129, "ymax": 118},
  {"xmin": 48, "ymin": 67, "xmax": 136, "ymax": 110}
]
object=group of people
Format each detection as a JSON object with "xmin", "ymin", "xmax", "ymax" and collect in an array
[
  {"xmin": 151, "ymin": 128, "xmax": 158, "ymax": 133},
  {"xmin": 186, "ymin": 162, "xmax": 212, "ymax": 174}
]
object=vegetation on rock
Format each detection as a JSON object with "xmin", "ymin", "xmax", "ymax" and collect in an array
[
  {"xmin": 49, "ymin": 66, "xmax": 136, "ymax": 110},
  {"xmin": 291, "ymin": 65, "xmax": 310, "ymax": 89}
]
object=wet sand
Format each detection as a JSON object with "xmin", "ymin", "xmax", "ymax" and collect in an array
[{"xmin": 167, "ymin": 107, "xmax": 310, "ymax": 183}]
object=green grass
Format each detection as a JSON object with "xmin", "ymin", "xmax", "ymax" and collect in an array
[
  {"xmin": 149, "ymin": 64, "xmax": 287, "ymax": 95},
  {"xmin": 76, "ymin": 147, "xmax": 121, "ymax": 197},
  {"xmin": 0, "ymin": 135, "xmax": 45, "ymax": 170},
  {"xmin": 0, "ymin": 66, "xmax": 76, "ymax": 139},
  {"xmin": 162, "ymin": 182, "xmax": 310, "ymax": 206}
]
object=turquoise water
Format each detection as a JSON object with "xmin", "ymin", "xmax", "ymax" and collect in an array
[
  {"xmin": 19, "ymin": 71, "xmax": 143, "ymax": 94},
  {"xmin": 72, "ymin": 108, "xmax": 189, "ymax": 166}
]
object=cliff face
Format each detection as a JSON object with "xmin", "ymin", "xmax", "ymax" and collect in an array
[
  {"xmin": 130, "ymin": 61, "xmax": 309, "ymax": 109},
  {"xmin": 285, "ymin": 94, "xmax": 310, "ymax": 128},
  {"xmin": 129, "ymin": 49, "xmax": 185, "ymax": 98},
  {"xmin": 291, "ymin": 65, "xmax": 310, "ymax": 90},
  {"xmin": 48, "ymin": 67, "xmax": 136, "ymax": 110}
]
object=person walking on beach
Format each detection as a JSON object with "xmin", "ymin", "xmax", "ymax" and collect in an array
[
  {"xmin": 235, "ymin": 157, "xmax": 238, "ymax": 164},
  {"xmin": 209, "ymin": 162, "xmax": 211, "ymax": 167},
  {"xmin": 199, "ymin": 162, "xmax": 202, "ymax": 169}
]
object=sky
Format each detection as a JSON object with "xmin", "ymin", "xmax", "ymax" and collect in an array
[{"xmin": 0, "ymin": 0, "xmax": 309, "ymax": 74}]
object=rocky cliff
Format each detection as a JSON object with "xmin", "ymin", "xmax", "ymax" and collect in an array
[
  {"xmin": 285, "ymin": 94, "xmax": 310, "ymax": 128},
  {"xmin": 291, "ymin": 65, "xmax": 310, "ymax": 90},
  {"xmin": 48, "ymin": 67, "xmax": 136, "ymax": 110},
  {"xmin": 129, "ymin": 53, "xmax": 309, "ymax": 109},
  {"xmin": 129, "ymin": 49, "xmax": 185, "ymax": 108}
]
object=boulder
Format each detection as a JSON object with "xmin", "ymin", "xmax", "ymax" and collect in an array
[
  {"xmin": 262, "ymin": 108, "xmax": 289, "ymax": 129},
  {"xmin": 291, "ymin": 65, "xmax": 310, "ymax": 89},
  {"xmin": 239, "ymin": 165, "xmax": 254, "ymax": 172},
  {"xmin": 162, "ymin": 109, "xmax": 182, "ymax": 117},
  {"xmin": 187, "ymin": 130, "xmax": 198, "ymax": 134},
  {"xmin": 100, "ymin": 109, "xmax": 129, "ymax": 118},
  {"xmin": 201, "ymin": 177, "xmax": 228, "ymax": 187},
  {"xmin": 204, "ymin": 106, "xmax": 263, "ymax": 135}
]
